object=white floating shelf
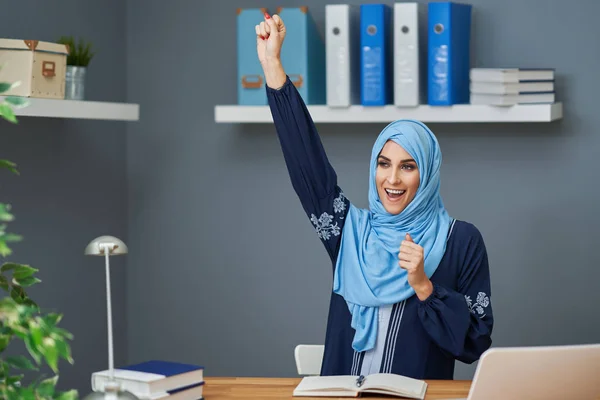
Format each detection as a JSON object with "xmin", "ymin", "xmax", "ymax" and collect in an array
[
  {"xmin": 1, "ymin": 96, "xmax": 139, "ymax": 121},
  {"xmin": 215, "ymin": 102, "xmax": 562, "ymax": 124}
]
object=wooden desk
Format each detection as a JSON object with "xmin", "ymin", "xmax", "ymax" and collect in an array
[{"xmin": 203, "ymin": 377, "xmax": 471, "ymax": 399}]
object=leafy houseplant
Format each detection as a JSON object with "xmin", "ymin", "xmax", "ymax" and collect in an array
[
  {"xmin": 56, "ymin": 36, "xmax": 95, "ymax": 100},
  {"xmin": 1, "ymin": 76, "xmax": 78, "ymax": 399},
  {"xmin": 56, "ymin": 36, "xmax": 95, "ymax": 67}
]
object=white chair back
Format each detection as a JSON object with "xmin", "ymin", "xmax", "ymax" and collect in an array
[{"xmin": 294, "ymin": 344, "xmax": 324, "ymax": 376}]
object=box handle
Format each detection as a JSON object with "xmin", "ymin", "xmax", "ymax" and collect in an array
[
  {"xmin": 289, "ymin": 74, "xmax": 303, "ymax": 88},
  {"xmin": 42, "ymin": 61, "xmax": 56, "ymax": 78},
  {"xmin": 241, "ymin": 75, "xmax": 263, "ymax": 89}
]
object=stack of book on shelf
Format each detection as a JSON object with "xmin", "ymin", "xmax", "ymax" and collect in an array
[
  {"xmin": 91, "ymin": 360, "xmax": 204, "ymax": 399},
  {"xmin": 469, "ymin": 68, "xmax": 555, "ymax": 105}
]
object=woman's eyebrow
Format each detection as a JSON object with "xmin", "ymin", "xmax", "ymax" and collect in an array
[{"xmin": 377, "ymin": 155, "xmax": 416, "ymax": 163}]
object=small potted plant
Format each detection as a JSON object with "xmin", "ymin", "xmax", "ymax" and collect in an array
[{"xmin": 57, "ymin": 36, "xmax": 95, "ymax": 100}]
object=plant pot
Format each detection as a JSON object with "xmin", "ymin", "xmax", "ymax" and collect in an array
[{"xmin": 65, "ymin": 65, "xmax": 86, "ymax": 100}]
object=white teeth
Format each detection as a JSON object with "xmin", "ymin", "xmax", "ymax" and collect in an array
[{"xmin": 386, "ymin": 189, "xmax": 405, "ymax": 195}]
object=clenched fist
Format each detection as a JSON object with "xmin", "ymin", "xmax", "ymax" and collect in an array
[
  {"xmin": 255, "ymin": 12, "xmax": 286, "ymax": 66},
  {"xmin": 398, "ymin": 233, "xmax": 433, "ymax": 300}
]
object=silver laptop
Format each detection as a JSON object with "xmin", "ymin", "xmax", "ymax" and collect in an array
[{"xmin": 447, "ymin": 343, "xmax": 600, "ymax": 400}]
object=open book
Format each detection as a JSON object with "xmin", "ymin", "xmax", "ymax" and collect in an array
[{"xmin": 293, "ymin": 373, "xmax": 427, "ymax": 398}]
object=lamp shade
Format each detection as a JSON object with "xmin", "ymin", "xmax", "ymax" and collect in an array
[{"xmin": 85, "ymin": 235, "xmax": 128, "ymax": 256}]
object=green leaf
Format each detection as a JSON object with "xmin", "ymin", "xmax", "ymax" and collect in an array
[
  {"xmin": 0, "ymin": 104, "xmax": 17, "ymax": 124},
  {"xmin": 0, "ymin": 82, "xmax": 11, "ymax": 93},
  {"xmin": 9, "ymin": 286, "xmax": 21, "ymax": 301},
  {"xmin": 54, "ymin": 338, "xmax": 73, "ymax": 364},
  {"xmin": 0, "ymin": 334, "xmax": 11, "ymax": 352},
  {"xmin": 29, "ymin": 322, "xmax": 44, "ymax": 349},
  {"xmin": 0, "ymin": 204, "xmax": 14, "ymax": 220},
  {"xmin": 43, "ymin": 344, "xmax": 59, "ymax": 373},
  {"xmin": 12, "ymin": 329, "xmax": 28, "ymax": 340},
  {"xmin": 0, "ymin": 159, "xmax": 19, "ymax": 175},
  {"xmin": 0, "ymin": 241, "xmax": 12, "ymax": 257},
  {"xmin": 0, "ymin": 212, "xmax": 14, "ymax": 225},
  {"xmin": 4, "ymin": 96, "xmax": 28, "ymax": 108},
  {"xmin": 57, "ymin": 35, "xmax": 93, "ymax": 66},
  {"xmin": 10, "ymin": 286, "xmax": 26, "ymax": 303},
  {"xmin": 24, "ymin": 335, "xmax": 42, "ymax": 364},
  {"xmin": 1, "ymin": 263, "xmax": 20, "ymax": 272},
  {"xmin": 1, "ymin": 233, "xmax": 22, "ymax": 243},
  {"xmin": 0, "ymin": 275, "xmax": 9, "ymax": 291},
  {"xmin": 1, "ymin": 81, "xmax": 22, "ymax": 92},
  {"xmin": 13, "ymin": 276, "xmax": 41, "ymax": 287},
  {"xmin": 22, "ymin": 298, "xmax": 38, "ymax": 309},
  {"xmin": 13, "ymin": 265, "xmax": 38, "ymax": 280},
  {"xmin": 5, "ymin": 356, "xmax": 37, "ymax": 371},
  {"xmin": 53, "ymin": 327, "xmax": 73, "ymax": 340},
  {"xmin": 16, "ymin": 387, "xmax": 35, "ymax": 400},
  {"xmin": 0, "ymin": 297, "xmax": 18, "ymax": 314},
  {"xmin": 43, "ymin": 313, "xmax": 62, "ymax": 327},
  {"xmin": 36, "ymin": 375, "xmax": 58, "ymax": 397},
  {"xmin": 6, "ymin": 374, "xmax": 24, "ymax": 385},
  {"xmin": 6, "ymin": 388, "xmax": 23, "ymax": 400},
  {"xmin": 54, "ymin": 389, "xmax": 78, "ymax": 400},
  {"xmin": 51, "ymin": 327, "xmax": 73, "ymax": 341},
  {"xmin": 1, "ymin": 359, "xmax": 10, "ymax": 375}
]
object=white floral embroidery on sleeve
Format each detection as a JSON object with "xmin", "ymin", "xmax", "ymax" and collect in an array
[
  {"xmin": 465, "ymin": 292, "xmax": 490, "ymax": 318},
  {"xmin": 310, "ymin": 212, "xmax": 341, "ymax": 241},
  {"xmin": 333, "ymin": 192, "xmax": 346, "ymax": 215}
]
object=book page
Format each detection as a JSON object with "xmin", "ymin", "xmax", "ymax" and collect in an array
[
  {"xmin": 293, "ymin": 375, "xmax": 359, "ymax": 396},
  {"xmin": 362, "ymin": 373, "xmax": 427, "ymax": 398},
  {"xmin": 93, "ymin": 369, "xmax": 164, "ymax": 382}
]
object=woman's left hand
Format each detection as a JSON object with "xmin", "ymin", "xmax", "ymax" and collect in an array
[{"xmin": 399, "ymin": 233, "xmax": 433, "ymax": 300}]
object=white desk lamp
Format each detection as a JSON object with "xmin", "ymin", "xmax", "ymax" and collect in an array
[{"xmin": 83, "ymin": 236, "xmax": 138, "ymax": 400}]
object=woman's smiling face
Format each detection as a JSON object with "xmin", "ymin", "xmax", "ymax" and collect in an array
[{"xmin": 375, "ymin": 140, "xmax": 420, "ymax": 215}]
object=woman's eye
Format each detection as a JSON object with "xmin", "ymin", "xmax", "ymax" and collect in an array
[{"xmin": 378, "ymin": 162, "xmax": 389, "ymax": 168}]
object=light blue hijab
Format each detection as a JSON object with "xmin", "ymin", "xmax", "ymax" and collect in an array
[{"xmin": 333, "ymin": 119, "xmax": 452, "ymax": 352}]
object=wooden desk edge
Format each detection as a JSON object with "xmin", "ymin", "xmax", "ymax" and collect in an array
[{"xmin": 203, "ymin": 377, "xmax": 472, "ymax": 399}]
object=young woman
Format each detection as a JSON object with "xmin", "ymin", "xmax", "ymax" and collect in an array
[{"xmin": 255, "ymin": 12, "xmax": 493, "ymax": 379}]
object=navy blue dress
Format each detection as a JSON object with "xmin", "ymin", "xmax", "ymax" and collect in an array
[{"xmin": 266, "ymin": 76, "xmax": 493, "ymax": 380}]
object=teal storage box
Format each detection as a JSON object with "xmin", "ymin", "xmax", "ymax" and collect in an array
[
  {"xmin": 277, "ymin": 6, "xmax": 326, "ymax": 104},
  {"xmin": 237, "ymin": 8, "xmax": 269, "ymax": 105}
]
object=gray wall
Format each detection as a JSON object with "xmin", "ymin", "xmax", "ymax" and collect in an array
[
  {"xmin": 0, "ymin": 0, "xmax": 128, "ymax": 395},
  {"xmin": 126, "ymin": 0, "xmax": 600, "ymax": 380}
]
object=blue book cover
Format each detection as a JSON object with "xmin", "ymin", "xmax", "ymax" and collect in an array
[
  {"xmin": 360, "ymin": 4, "xmax": 392, "ymax": 106},
  {"xmin": 122, "ymin": 360, "xmax": 203, "ymax": 376},
  {"xmin": 428, "ymin": 2, "xmax": 472, "ymax": 105}
]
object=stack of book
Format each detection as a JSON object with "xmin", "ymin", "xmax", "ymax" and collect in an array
[
  {"xmin": 91, "ymin": 360, "xmax": 204, "ymax": 399},
  {"xmin": 469, "ymin": 68, "xmax": 555, "ymax": 105}
]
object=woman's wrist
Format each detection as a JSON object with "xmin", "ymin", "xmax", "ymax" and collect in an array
[
  {"xmin": 415, "ymin": 279, "xmax": 434, "ymax": 301},
  {"xmin": 262, "ymin": 58, "xmax": 286, "ymax": 89}
]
